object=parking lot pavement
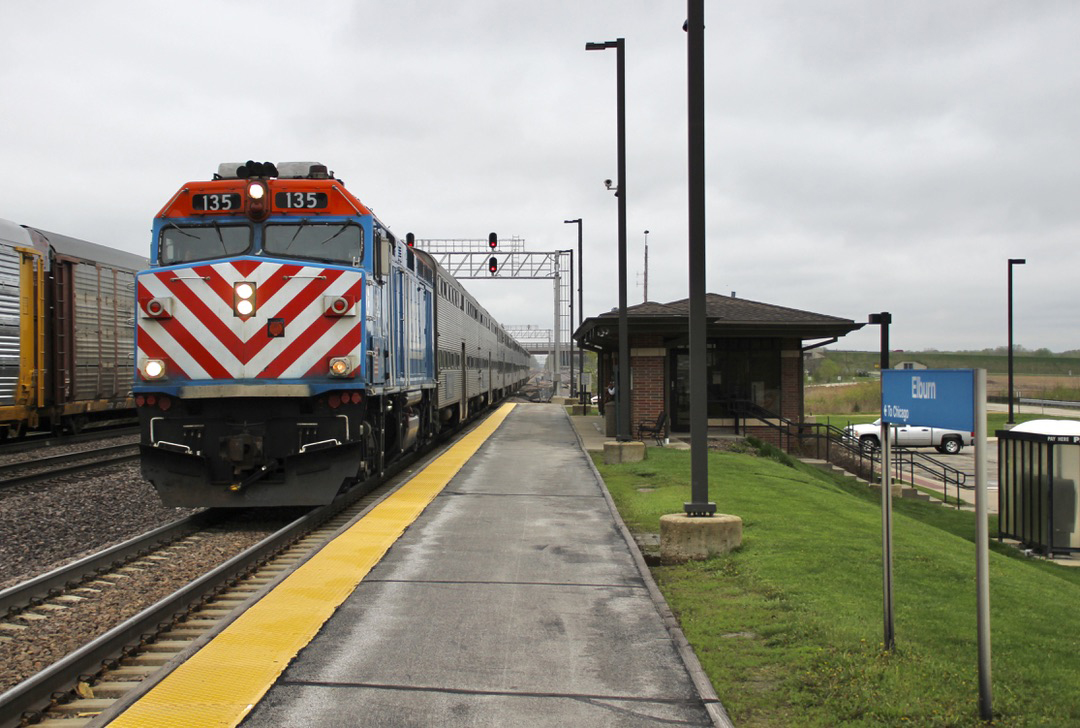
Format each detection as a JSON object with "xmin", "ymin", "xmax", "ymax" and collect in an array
[{"xmin": 934, "ymin": 446, "xmax": 996, "ymax": 489}]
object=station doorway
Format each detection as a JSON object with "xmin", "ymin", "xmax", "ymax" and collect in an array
[{"xmin": 668, "ymin": 341, "xmax": 782, "ymax": 432}]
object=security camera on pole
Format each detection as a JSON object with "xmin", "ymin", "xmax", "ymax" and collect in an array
[{"xmin": 587, "ymin": 38, "xmax": 644, "ymax": 465}]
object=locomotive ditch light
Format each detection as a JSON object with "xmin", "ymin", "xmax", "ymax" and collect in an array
[
  {"xmin": 144, "ymin": 297, "xmax": 173, "ymax": 318},
  {"xmin": 233, "ymin": 281, "xmax": 257, "ymax": 317},
  {"xmin": 329, "ymin": 356, "xmax": 357, "ymax": 377},
  {"xmin": 323, "ymin": 294, "xmax": 355, "ymax": 317},
  {"xmin": 142, "ymin": 358, "xmax": 167, "ymax": 380}
]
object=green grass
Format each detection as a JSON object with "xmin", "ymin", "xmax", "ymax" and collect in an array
[
  {"xmin": 806, "ymin": 381, "xmax": 881, "ymax": 415},
  {"xmin": 819, "ymin": 350, "xmax": 1080, "ymax": 378},
  {"xmin": 594, "ymin": 446, "xmax": 1080, "ymax": 726},
  {"xmin": 813, "ymin": 413, "xmax": 880, "ymax": 428}
]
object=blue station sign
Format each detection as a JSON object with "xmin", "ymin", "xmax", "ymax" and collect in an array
[{"xmin": 881, "ymin": 369, "xmax": 976, "ymax": 432}]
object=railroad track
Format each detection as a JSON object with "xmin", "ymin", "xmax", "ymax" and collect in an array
[
  {"xmin": 0, "ymin": 422, "xmax": 471, "ymax": 728},
  {"xmin": 0, "ymin": 444, "xmax": 140, "ymax": 490},
  {"xmin": 0, "ymin": 426, "xmax": 140, "ymax": 458}
]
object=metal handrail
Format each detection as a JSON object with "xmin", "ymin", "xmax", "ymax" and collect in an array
[{"xmin": 728, "ymin": 400, "xmax": 969, "ymax": 506}]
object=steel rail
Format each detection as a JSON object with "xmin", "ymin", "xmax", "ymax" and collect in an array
[
  {"xmin": 0, "ymin": 426, "xmax": 140, "ymax": 458},
  {"xmin": 0, "ymin": 504, "xmax": 329, "ymax": 728},
  {"xmin": 0, "ymin": 511, "xmax": 220, "ymax": 617},
  {"xmin": 0, "ymin": 406, "xmax": 500, "ymax": 727},
  {"xmin": 0, "ymin": 444, "xmax": 140, "ymax": 489}
]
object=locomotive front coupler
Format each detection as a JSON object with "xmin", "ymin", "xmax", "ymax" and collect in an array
[{"xmin": 230, "ymin": 459, "xmax": 281, "ymax": 492}]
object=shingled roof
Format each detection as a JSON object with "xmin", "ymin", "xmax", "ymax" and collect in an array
[{"xmin": 574, "ymin": 293, "xmax": 863, "ymax": 349}]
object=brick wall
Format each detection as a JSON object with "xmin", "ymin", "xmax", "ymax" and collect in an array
[
  {"xmin": 780, "ymin": 339, "xmax": 803, "ymax": 423},
  {"xmin": 629, "ymin": 334, "xmax": 666, "ymax": 437},
  {"xmin": 614, "ymin": 334, "xmax": 807, "ymax": 446}
]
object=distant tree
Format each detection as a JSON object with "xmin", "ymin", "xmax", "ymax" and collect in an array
[{"xmin": 813, "ymin": 358, "xmax": 841, "ymax": 383}]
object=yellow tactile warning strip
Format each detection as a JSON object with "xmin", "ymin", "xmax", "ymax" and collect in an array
[{"xmin": 109, "ymin": 403, "xmax": 516, "ymax": 728}]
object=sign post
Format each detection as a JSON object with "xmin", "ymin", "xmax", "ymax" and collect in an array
[
  {"xmin": 881, "ymin": 368, "xmax": 990, "ymax": 720},
  {"xmin": 973, "ymin": 369, "xmax": 992, "ymax": 721}
]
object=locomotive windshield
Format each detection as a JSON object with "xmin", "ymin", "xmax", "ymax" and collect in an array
[
  {"xmin": 159, "ymin": 223, "xmax": 251, "ymax": 265},
  {"xmin": 264, "ymin": 221, "xmax": 363, "ymax": 265}
]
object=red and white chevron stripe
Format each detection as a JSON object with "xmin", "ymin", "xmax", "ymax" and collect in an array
[{"xmin": 137, "ymin": 260, "xmax": 364, "ymax": 381}]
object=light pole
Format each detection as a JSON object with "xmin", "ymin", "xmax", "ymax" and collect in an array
[
  {"xmin": 586, "ymin": 37, "xmax": 631, "ymax": 441},
  {"xmin": 684, "ymin": 0, "xmax": 715, "ymax": 516},
  {"xmin": 564, "ymin": 218, "xmax": 585, "ymax": 404},
  {"xmin": 643, "ymin": 229, "xmax": 649, "ymax": 303},
  {"xmin": 869, "ymin": 311, "xmax": 894, "ymax": 652},
  {"xmin": 1007, "ymin": 258, "xmax": 1026, "ymax": 425}
]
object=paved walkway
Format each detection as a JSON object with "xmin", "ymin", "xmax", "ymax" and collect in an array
[{"xmin": 237, "ymin": 403, "xmax": 729, "ymax": 726}]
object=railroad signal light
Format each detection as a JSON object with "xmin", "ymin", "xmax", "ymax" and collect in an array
[
  {"xmin": 488, "ymin": 256, "xmax": 498, "ymax": 275},
  {"xmin": 488, "ymin": 232, "xmax": 498, "ymax": 249},
  {"xmin": 406, "ymin": 232, "xmax": 415, "ymax": 247}
]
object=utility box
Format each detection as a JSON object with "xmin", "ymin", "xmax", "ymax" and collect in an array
[{"xmin": 998, "ymin": 420, "xmax": 1080, "ymax": 556}]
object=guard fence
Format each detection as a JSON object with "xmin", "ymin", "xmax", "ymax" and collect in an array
[{"xmin": 729, "ymin": 400, "xmax": 969, "ymax": 508}]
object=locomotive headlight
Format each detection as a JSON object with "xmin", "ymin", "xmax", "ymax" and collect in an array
[
  {"xmin": 233, "ymin": 281, "xmax": 257, "ymax": 317},
  {"xmin": 246, "ymin": 181, "xmax": 269, "ymax": 220},
  {"xmin": 142, "ymin": 359, "xmax": 166, "ymax": 380}
]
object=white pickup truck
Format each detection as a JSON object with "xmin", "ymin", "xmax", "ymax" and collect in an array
[{"xmin": 844, "ymin": 419, "xmax": 974, "ymax": 454}]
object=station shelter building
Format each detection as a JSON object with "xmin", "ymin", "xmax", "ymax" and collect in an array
[{"xmin": 573, "ymin": 294, "xmax": 864, "ymax": 445}]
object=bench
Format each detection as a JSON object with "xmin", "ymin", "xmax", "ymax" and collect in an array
[{"xmin": 636, "ymin": 411, "xmax": 667, "ymax": 446}]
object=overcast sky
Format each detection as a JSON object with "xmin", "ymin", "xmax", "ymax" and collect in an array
[{"xmin": 4, "ymin": 1, "xmax": 1078, "ymax": 352}]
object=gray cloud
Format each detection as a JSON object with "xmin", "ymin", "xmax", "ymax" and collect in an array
[{"xmin": 2, "ymin": 0, "xmax": 1077, "ymax": 352}]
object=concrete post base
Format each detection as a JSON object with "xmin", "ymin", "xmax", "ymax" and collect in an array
[
  {"xmin": 603, "ymin": 441, "xmax": 646, "ymax": 464},
  {"xmin": 660, "ymin": 513, "xmax": 743, "ymax": 564},
  {"xmin": 569, "ymin": 404, "xmax": 593, "ymax": 416}
]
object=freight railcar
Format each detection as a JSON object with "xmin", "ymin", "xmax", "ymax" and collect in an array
[
  {"xmin": 0, "ymin": 219, "xmax": 144, "ymax": 438},
  {"xmin": 134, "ymin": 161, "xmax": 530, "ymax": 507}
]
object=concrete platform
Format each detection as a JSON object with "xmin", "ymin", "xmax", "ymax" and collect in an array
[{"xmin": 239, "ymin": 404, "xmax": 725, "ymax": 727}]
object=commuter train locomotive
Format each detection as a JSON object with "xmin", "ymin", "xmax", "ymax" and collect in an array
[
  {"xmin": 134, "ymin": 161, "xmax": 532, "ymax": 507},
  {"xmin": 0, "ymin": 219, "xmax": 144, "ymax": 438}
]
